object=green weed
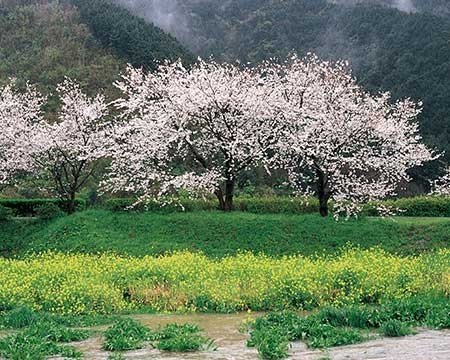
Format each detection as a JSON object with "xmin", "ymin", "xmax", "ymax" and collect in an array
[
  {"xmin": 153, "ymin": 323, "xmax": 216, "ymax": 352},
  {"xmin": 103, "ymin": 318, "xmax": 150, "ymax": 351},
  {"xmin": 381, "ymin": 320, "xmax": 413, "ymax": 337}
]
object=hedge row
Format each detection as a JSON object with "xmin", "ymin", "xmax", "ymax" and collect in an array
[
  {"xmin": 104, "ymin": 196, "xmax": 450, "ymax": 217},
  {"xmin": 0, "ymin": 199, "xmax": 86, "ymax": 217},
  {"xmin": 1, "ymin": 196, "xmax": 449, "ymax": 217},
  {"xmin": 102, "ymin": 197, "xmax": 321, "ymax": 214},
  {"xmin": 364, "ymin": 196, "xmax": 450, "ymax": 217}
]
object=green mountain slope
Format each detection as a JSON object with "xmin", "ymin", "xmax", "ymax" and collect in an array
[
  {"xmin": 0, "ymin": 1, "xmax": 123, "ymax": 115},
  {"xmin": 0, "ymin": 0, "xmax": 193, "ymax": 116}
]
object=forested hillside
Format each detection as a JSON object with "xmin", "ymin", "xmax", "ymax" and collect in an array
[
  {"xmin": 0, "ymin": 1, "xmax": 122, "ymax": 115},
  {"xmin": 0, "ymin": 0, "xmax": 192, "ymax": 116}
]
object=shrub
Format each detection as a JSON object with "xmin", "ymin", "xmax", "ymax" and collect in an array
[
  {"xmin": 0, "ymin": 204, "xmax": 13, "ymax": 222},
  {"xmin": 365, "ymin": 196, "xmax": 450, "ymax": 217},
  {"xmin": 35, "ymin": 203, "xmax": 64, "ymax": 220},
  {"xmin": 0, "ymin": 199, "xmax": 86, "ymax": 217},
  {"xmin": 103, "ymin": 195, "xmax": 450, "ymax": 217},
  {"xmin": 103, "ymin": 318, "xmax": 150, "ymax": 351}
]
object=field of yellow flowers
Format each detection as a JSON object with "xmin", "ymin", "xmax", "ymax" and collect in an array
[{"xmin": 0, "ymin": 248, "xmax": 448, "ymax": 315}]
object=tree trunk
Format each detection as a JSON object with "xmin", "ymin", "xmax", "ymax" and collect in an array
[
  {"xmin": 215, "ymin": 179, "xmax": 235, "ymax": 211},
  {"xmin": 317, "ymin": 169, "xmax": 331, "ymax": 217},
  {"xmin": 215, "ymin": 188, "xmax": 226, "ymax": 211},
  {"xmin": 66, "ymin": 192, "xmax": 76, "ymax": 214},
  {"xmin": 224, "ymin": 179, "xmax": 234, "ymax": 211}
]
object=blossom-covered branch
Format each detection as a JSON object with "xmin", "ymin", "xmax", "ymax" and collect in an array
[
  {"xmin": 105, "ymin": 60, "xmax": 280, "ymax": 210},
  {"xmin": 432, "ymin": 166, "xmax": 450, "ymax": 196},
  {"xmin": 269, "ymin": 54, "xmax": 436, "ymax": 218},
  {"xmin": 29, "ymin": 79, "xmax": 110, "ymax": 213},
  {"xmin": 0, "ymin": 81, "xmax": 44, "ymax": 187}
]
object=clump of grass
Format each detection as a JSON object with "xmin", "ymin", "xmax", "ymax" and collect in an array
[
  {"xmin": 0, "ymin": 307, "xmax": 93, "ymax": 359},
  {"xmin": 103, "ymin": 320, "xmax": 215, "ymax": 354},
  {"xmin": 248, "ymin": 327, "xmax": 290, "ymax": 360},
  {"xmin": 103, "ymin": 318, "xmax": 150, "ymax": 351},
  {"xmin": 247, "ymin": 311, "xmax": 365, "ymax": 359},
  {"xmin": 0, "ymin": 306, "xmax": 117, "ymax": 330},
  {"xmin": 305, "ymin": 323, "xmax": 364, "ymax": 348},
  {"xmin": 0, "ymin": 322, "xmax": 84, "ymax": 360},
  {"xmin": 381, "ymin": 320, "xmax": 413, "ymax": 337},
  {"xmin": 0, "ymin": 306, "xmax": 37, "ymax": 329},
  {"xmin": 151, "ymin": 323, "xmax": 200, "ymax": 340},
  {"xmin": 157, "ymin": 333, "xmax": 214, "ymax": 352},
  {"xmin": 27, "ymin": 322, "xmax": 90, "ymax": 343},
  {"xmin": 315, "ymin": 306, "xmax": 372, "ymax": 329},
  {"xmin": 107, "ymin": 353, "xmax": 125, "ymax": 360},
  {"xmin": 247, "ymin": 295, "xmax": 450, "ymax": 359},
  {"xmin": 153, "ymin": 323, "xmax": 216, "ymax": 352}
]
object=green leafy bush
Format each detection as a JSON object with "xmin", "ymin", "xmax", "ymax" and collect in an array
[
  {"xmin": 153, "ymin": 323, "xmax": 216, "ymax": 352},
  {"xmin": 0, "ymin": 205, "xmax": 13, "ymax": 222},
  {"xmin": 103, "ymin": 318, "xmax": 150, "ymax": 351},
  {"xmin": 0, "ymin": 199, "xmax": 86, "ymax": 217},
  {"xmin": 35, "ymin": 203, "xmax": 64, "ymax": 220}
]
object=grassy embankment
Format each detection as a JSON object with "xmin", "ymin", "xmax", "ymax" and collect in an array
[{"xmin": 1, "ymin": 210, "xmax": 449, "ymax": 258}]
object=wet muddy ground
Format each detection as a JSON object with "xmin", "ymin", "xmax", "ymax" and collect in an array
[{"xmin": 47, "ymin": 313, "xmax": 450, "ymax": 360}]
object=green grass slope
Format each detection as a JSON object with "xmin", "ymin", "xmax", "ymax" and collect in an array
[{"xmin": 1, "ymin": 210, "xmax": 449, "ymax": 258}]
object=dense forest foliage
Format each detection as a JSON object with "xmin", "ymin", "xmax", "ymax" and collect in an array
[
  {"xmin": 0, "ymin": 1, "xmax": 122, "ymax": 116},
  {"xmin": 70, "ymin": 0, "xmax": 193, "ymax": 69},
  {"xmin": 0, "ymin": 0, "xmax": 192, "ymax": 116}
]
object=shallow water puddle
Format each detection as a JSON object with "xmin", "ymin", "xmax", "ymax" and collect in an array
[
  {"xmin": 60, "ymin": 312, "xmax": 261, "ymax": 360},
  {"xmin": 48, "ymin": 314, "xmax": 450, "ymax": 360}
]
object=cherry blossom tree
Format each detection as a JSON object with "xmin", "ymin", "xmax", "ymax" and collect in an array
[
  {"xmin": 0, "ymin": 81, "xmax": 44, "ymax": 188},
  {"xmin": 432, "ymin": 166, "xmax": 450, "ymax": 196},
  {"xmin": 30, "ymin": 79, "xmax": 109, "ymax": 213},
  {"xmin": 269, "ymin": 54, "xmax": 436, "ymax": 218},
  {"xmin": 104, "ymin": 60, "xmax": 280, "ymax": 210}
]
